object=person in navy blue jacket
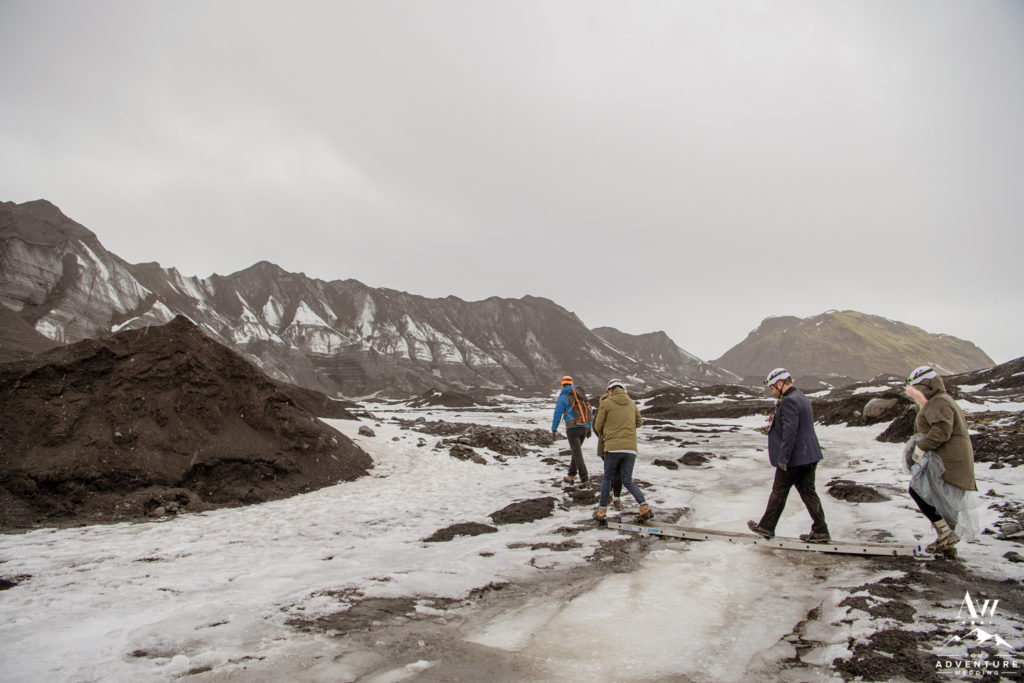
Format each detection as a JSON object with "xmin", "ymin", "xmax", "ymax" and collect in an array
[
  {"xmin": 748, "ymin": 368, "xmax": 831, "ymax": 543},
  {"xmin": 551, "ymin": 375, "xmax": 592, "ymax": 485}
]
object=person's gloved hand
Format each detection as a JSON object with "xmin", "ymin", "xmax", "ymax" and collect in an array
[
  {"xmin": 912, "ymin": 446, "xmax": 925, "ymax": 463},
  {"xmin": 778, "ymin": 462, "xmax": 788, "ymax": 472}
]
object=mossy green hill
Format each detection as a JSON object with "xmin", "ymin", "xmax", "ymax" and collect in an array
[{"xmin": 714, "ymin": 310, "xmax": 994, "ymax": 381}]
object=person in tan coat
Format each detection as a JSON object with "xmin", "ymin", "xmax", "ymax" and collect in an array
[
  {"xmin": 904, "ymin": 366, "xmax": 977, "ymax": 553},
  {"xmin": 592, "ymin": 379, "xmax": 651, "ymax": 524}
]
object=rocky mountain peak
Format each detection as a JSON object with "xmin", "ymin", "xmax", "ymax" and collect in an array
[
  {"xmin": 0, "ymin": 200, "xmax": 732, "ymax": 395},
  {"xmin": 0, "ymin": 199, "xmax": 98, "ymax": 246}
]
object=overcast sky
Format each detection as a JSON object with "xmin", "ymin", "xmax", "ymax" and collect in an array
[{"xmin": 2, "ymin": 1, "xmax": 1022, "ymax": 363}]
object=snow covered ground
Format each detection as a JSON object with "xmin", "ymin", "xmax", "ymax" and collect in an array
[{"xmin": 1, "ymin": 396, "xmax": 1022, "ymax": 682}]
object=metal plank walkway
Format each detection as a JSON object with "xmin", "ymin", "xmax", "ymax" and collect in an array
[{"xmin": 606, "ymin": 519, "xmax": 925, "ymax": 557}]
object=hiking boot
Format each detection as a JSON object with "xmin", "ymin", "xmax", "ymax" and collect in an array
[
  {"xmin": 926, "ymin": 531, "xmax": 960, "ymax": 554},
  {"xmin": 747, "ymin": 521, "xmax": 774, "ymax": 539},
  {"xmin": 564, "ymin": 475, "xmax": 575, "ymax": 485},
  {"xmin": 925, "ymin": 520, "xmax": 959, "ymax": 554},
  {"xmin": 592, "ymin": 508, "xmax": 607, "ymax": 524},
  {"xmin": 612, "ymin": 497, "xmax": 623, "ymax": 511},
  {"xmin": 634, "ymin": 503, "xmax": 653, "ymax": 523},
  {"xmin": 799, "ymin": 532, "xmax": 831, "ymax": 544}
]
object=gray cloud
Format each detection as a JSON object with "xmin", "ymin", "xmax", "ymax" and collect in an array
[{"xmin": 2, "ymin": 1, "xmax": 1022, "ymax": 362}]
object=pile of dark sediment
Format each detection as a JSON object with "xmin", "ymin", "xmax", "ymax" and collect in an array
[
  {"xmin": 395, "ymin": 418, "xmax": 555, "ymax": 457},
  {"xmin": 0, "ymin": 316, "xmax": 372, "ymax": 529},
  {"xmin": 277, "ymin": 382, "xmax": 361, "ymax": 420},
  {"xmin": 876, "ymin": 407, "xmax": 918, "ymax": 443},
  {"xmin": 641, "ymin": 386, "xmax": 771, "ymax": 420},
  {"xmin": 812, "ymin": 387, "xmax": 911, "ymax": 427},
  {"xmin": 965, "ymin": 412, "xmax": 1024, "ymax": 468}
]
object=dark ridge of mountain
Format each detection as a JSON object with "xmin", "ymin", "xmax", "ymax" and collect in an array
[
  {"xmin": 714, "ymin": 310, "xmax": 994, "ymax": 382},
  {"xmin": 0, "ymin": 199, "xmax": 97, "ymax": 246},
  {"xmin": 591, "ymin": 327, "xmax": 738, "ymax": 383},
  {"xmin": 0, "ymin": 305, "xmax": 59, "ymax": 362},
  {"xmin": 0, "ymin": 315, "xmax": 372, "ymax": 528},
  {"xmin": 0, "ymin": 199, "xmax": 729, "ymax": 395}
]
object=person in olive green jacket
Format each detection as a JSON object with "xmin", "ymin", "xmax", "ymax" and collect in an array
[
  {"xmin": 592, "ymin": 379, "xmax": 651, "ymax": 524},
  {"xmin": 904, "ymin": 366, "xmax": 977, "ymax": 552},
  {"xmin": 595, "ymin": 393, "xmax": 623, "ymax": 510}
]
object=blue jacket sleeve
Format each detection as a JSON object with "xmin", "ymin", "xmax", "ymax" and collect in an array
[{"xmin": 551, "ymin": 393, "xmax": 568, "ymax": 431}]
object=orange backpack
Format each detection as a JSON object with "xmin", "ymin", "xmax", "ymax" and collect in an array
[{"xmin": 567, "ymin": 386, "xmax": 593, "ymax": 426}]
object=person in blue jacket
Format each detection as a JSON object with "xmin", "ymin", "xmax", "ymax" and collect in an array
[
  {"xmin": 551, "ymin": 375, "xmax": 592, "ymax": 485},
  {"xmin": 748, "ymin": 368, "xmax": 831, "ymax": 543}
]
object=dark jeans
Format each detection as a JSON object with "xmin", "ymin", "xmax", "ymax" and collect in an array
[
  {"xmin": 566, "ymin": 426, "xmax": 588, "ymax": 481},
  {"xmin": 909, "ymin": 485, "xmax": 943, "ymax": 523},
  {"xmin": 758, "ymin": 462, "xmax": 829, "ymax": 535},
  {"xmin": 599, "ymin": 451, "xmax": 645, "ymax": 508},
  {"xmin": 596, "ymin": 437, "xmax": 622, "ymax": 497}
]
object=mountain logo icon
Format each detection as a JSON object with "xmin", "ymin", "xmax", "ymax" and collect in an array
[{"xmin": 940, "ymin": 628, "xmax": 1013, "ymax": 650}]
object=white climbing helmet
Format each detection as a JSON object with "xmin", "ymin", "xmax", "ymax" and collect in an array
[
  {"xmin": 764, "ymin": 368, "xmax": 791, "ymax": 387},
  {"xmin": 906, "ymin": 366, "xmax": 937, "ymax": 386}
]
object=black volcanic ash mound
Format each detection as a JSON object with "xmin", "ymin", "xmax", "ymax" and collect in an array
[{"xmin": 0, "ymin": 316, "xmax": 372, "ymax": 528}]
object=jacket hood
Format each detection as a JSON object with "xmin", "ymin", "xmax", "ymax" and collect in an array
[
  {"xmin": 917, "ymin": 375, "xmax": 946, "ymax": 399},
  {"xmin": 607, "ymin": 387, "xmax": 631, "ymax": 405}
]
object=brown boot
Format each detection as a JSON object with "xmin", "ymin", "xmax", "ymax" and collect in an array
[
  {"xmin": 926, "ymin": 520, "xmax": 959, "ymax": 553},
  {"xmin": 634, "ymin": 503, "xmax": 653, "ymax": 523}
]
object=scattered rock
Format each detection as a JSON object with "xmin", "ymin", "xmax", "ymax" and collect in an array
[
  {"xmin": 996, "ymin": 522, "xmax": 1024, "ymax": 540},
  {"xmin": 489, "ymin": 497, "xmax": 556, "ymax": 525},
  {"xmin": 1004, "ymin": 551, "xmax": 1024, "ymax": 564},
  {"xmin": 507, "ymin": 540, "xmax": 582, "ymax": 552},
  {"xmin": 652, "ymin": 459, "xmax": 679, "ymax": 470},
  {"xmin": 358, "ymin": 426, "xmax": 375, "ymax": 437},
  {"xmin": 0, "ymin": 575, "xmax": 29, "ymax": 591},
  {"xmin": 826, "ymin": 480, "xmax": 890, "ymax": 503},
  {"xmin": 565, "ymin": 487, "xmax": 598, "ymax": 506},
  {"xmin": 422, "ymin": 522, "xmax": 498, "ymax": 543},
  {"xmin": 449, "ymin": 444, "xmax": 487, "ymax": 465},
  {"xmin": 678, "ymin": 452, "xmax": 712, "ymax": 467},
  {"xmin": 863, "ymin": 397, "xmax": 900, "ymax": 420}
]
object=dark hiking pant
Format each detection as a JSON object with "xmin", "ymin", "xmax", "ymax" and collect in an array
[
  {"xmin": 599, "ymin": 451, "xmax": 645, "ymax": 508},
  {"xmin": 758, "ymin": 462, "xmax": 829, "ymax": 536},
  {"xmin": 566, "ymin": 426, "xmax": 589, "ymax": 481},
  {"xmin": 596, "ymin": 436, "xmax": 622, "ymax": 497},
  {"xmin": 909, "ymin": 485, "xmax": 944, "ymax": 524}
]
